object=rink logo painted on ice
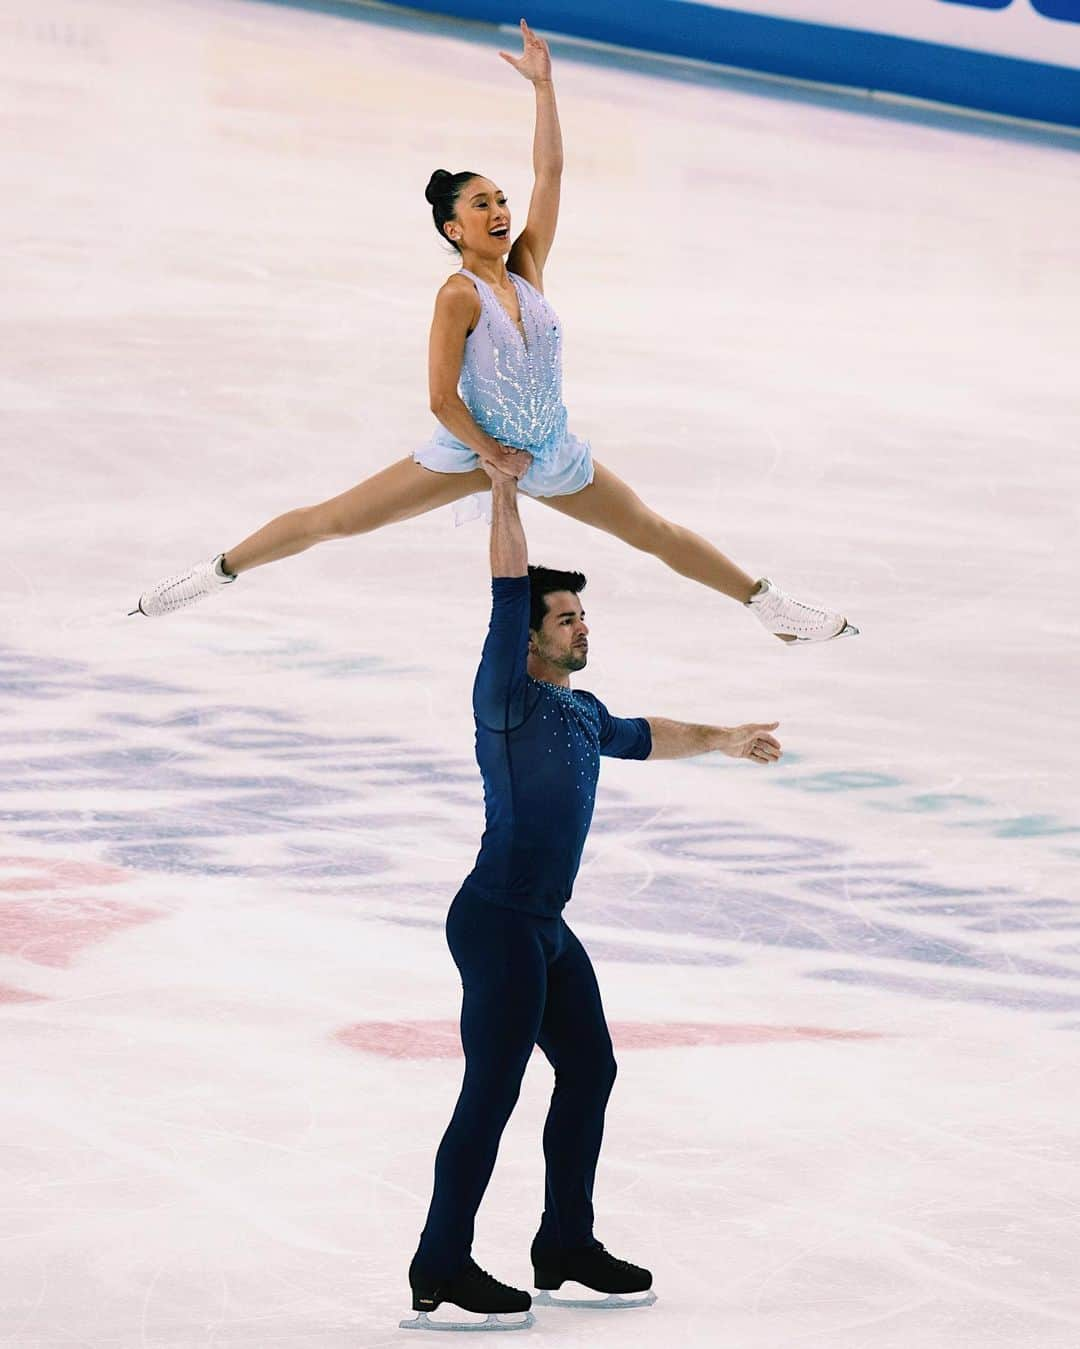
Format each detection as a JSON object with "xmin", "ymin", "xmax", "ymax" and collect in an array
[
  {"xmin": 335, "ymin": 1020, "xmax": 884, "ymax": 1060},
  {"xmin": 0, "ymin": 855, "xmax": 163, "ymax": 998},
  {"xmin": 689, "ymin": 757, "xmax": 1080, "ymax": 841},
  {"xmin": 938, "ymin": 0, "xmax": 1080, "ymax": 18},
  {"xmin": 3, "ymin": 644, "xmax": 1079, "ymax": 1022}
]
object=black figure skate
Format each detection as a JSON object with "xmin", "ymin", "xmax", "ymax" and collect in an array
[
  {"xmin": 531, "ymin": 1239, "xmax": 657, "ymax": 1311},
  {"xmin": 400, "ymin": 1257, "xmax": 534, "ymax": 1332}
]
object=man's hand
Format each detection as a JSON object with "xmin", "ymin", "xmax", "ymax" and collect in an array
[
  {"xmin": 721, "ymin": 722, "xmax": 782, "ymax": 765},
  {"xmin": 479, "ymin": 458, "xmax": 517, "ymax": 488},
  {"xmin": 481, "ymin": 446, "xmax": 533, "ymax": 481}
]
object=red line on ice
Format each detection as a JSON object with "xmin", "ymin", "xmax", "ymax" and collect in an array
[{"xmin": 334, "ymin": 1020, "xmax": 883, "ymax": 1059}]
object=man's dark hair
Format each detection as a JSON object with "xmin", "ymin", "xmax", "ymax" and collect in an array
[{"xmin": 528, "ymin": 564, "xmax": 587, "ymax": 632}]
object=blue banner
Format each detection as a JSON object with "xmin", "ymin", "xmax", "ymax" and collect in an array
[{"xmin": 374, "ymin": 1, "xmax": 1080, "ymax": 128}]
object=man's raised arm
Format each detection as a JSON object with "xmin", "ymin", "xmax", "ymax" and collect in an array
[
  {"xmin": 487, "ymin": 471, "xmax": 527, "ymax": 579},
  {"xmin": 472, "ymin": 469, "xmax": 530, "ymax": 731}
]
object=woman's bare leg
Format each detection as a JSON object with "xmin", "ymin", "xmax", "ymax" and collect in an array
[
  {"xmin": 222, "ymin": 457, "xmax": 491, "ymax": 574},
  {"xmin": 537, "ymin": 461, "xmax": 758, "ymax": 603}
]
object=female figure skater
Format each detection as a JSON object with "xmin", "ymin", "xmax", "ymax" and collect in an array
[{"xmin": 133, "ymin": 20, "xmax": 855, "ymax": 644}]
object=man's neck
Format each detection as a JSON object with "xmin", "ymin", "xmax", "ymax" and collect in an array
[{"xmin": 527, "ymin": 654, "xmax": 571, "ymax": 689}]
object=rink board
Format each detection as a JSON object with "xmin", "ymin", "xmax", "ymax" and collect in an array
[{"xmin": 374, "ymin": 0, "xmax": 1080, "ymax": 127}]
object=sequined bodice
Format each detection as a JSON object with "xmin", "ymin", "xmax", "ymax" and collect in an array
[{"xmin": 455, "ymin": 268, "xmax": 568, "ymax": 458}]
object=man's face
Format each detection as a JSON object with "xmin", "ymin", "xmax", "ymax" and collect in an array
[{"xmin": 530, "ymin": 591, "xmax": 589, "ymax": 672}]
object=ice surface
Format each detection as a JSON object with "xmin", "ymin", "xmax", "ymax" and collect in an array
[{"xmin": 2, "ymin": 1, "xmax": 1079, "ymax": 1346}]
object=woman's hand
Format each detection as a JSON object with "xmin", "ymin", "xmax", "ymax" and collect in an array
[{"xmin": 499, "ymin": 19, "xmax": 552, "ymax": 84}]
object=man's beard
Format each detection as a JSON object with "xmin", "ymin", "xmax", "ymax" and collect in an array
[{"xmin": 538, "ymin": 639, "xmax": 588, "ymax": 673}]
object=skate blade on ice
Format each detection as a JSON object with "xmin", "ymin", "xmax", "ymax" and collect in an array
[
  {"xmin": 533, "ymin": 1287, "xmax": 657, "ymax": 1310},
  {"xmin": 399, "ymin": 1309, "xmax": 535, "ymax": 1331}
]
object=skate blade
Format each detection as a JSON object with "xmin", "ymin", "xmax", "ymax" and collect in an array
[
  {"xmin": 533, "ymin": 1288, "xmax": 657, "ymax": 1311},
  {"xmin": 780, "ymin": 619, "xmax": 860, "ymax": 644},
  {"xmin": 399, "ymin": 1309, "xmax": 535, "ymax": 1332}
]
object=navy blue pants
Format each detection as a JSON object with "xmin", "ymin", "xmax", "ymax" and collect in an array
[{"xmin": 411, "ymin": 887, "xmax": 618, "ymax": 1281}]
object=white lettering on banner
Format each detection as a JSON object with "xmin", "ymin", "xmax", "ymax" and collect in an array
[{"xmin": 677, "ymin": 0, "xmax": 1080, "ymax": 67}]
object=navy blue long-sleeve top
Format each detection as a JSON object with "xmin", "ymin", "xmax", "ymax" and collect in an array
[{"xmin": 460, "ymin": 575, "xmax": 653, "ymax": 917}]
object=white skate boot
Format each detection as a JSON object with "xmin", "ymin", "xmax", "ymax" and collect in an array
[
  {"xmin": 130, "ymin": 554, "xmax": 235, "ymax": 617},
  {"xmin": 747, "ymin": 577, "xmax": 858, "ymax": 643}
]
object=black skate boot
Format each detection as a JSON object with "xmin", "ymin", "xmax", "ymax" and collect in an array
[
  {"xmin": 400, "ymin": 1257, "xmax": 534, "ymax": 1331},
  {"xmin": 531, "ymin": 1239, "xmax": 656, "ymax": 1310}
]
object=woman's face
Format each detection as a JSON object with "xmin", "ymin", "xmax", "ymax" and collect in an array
[{"xmin": 446, "ymin": 176, "xmax": 512, "ymax": 258}]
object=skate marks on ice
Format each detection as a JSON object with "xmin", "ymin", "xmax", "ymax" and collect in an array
[{"xmin": 2, "ymin": 642, "xmax": 1079, "ymax": 1026}]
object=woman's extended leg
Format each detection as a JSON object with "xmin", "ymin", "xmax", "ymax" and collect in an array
[
  {"xmin": 132, "ymin": 457, "xmax": 492, "ymax": 616},
  {"xmin": 223, "ymin": 456, "xmax": 490, "ymax": 574},
  {"xmin": 537, "ymin": 461, "xmax": 854, "ymax": 641},
  {"xmin": 537, "ymin": 461, "xmax": 757, "ymax": 602}
]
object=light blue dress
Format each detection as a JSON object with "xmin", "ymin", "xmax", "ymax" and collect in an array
[{"xmin": 413, "ymin": 268, "xmax": 594, "ymax": 523}]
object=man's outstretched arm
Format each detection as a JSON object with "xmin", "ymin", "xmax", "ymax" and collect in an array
[{"xmin": 646, "ymin": 718, "xmax": 782, "ymax": 766}]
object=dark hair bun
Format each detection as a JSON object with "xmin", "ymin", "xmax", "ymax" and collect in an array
[
  {"xmin": 424, "ymin": 169, "xmax": 481, "ymax": 252},
  {"xmin": 425, "ymin": 169, "xmax": 454, "ymax": 204}
]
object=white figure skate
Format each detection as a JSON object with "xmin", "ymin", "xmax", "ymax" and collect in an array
[
  {"xmin": 747, "ymin": 577, "xmax": 858, "ymax": 643},
  {"xmin": 130, "ymin": 554, "xmax": 235, "ymax": 617}
]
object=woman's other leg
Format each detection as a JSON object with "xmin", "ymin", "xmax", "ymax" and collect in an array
[
  {"xmin": 223, "ymin": 457, "xmax": 490, "ymax": 574},
  {"xmin": 537, "ymin": 460, "xmax": 757, "ymax": 602}
]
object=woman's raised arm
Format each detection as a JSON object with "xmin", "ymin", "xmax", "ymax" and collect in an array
[{"xmin": 502, "ymin": 20, "xmax": 563, "ymax": 287}]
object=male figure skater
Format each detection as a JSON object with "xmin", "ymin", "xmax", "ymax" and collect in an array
[{"xmin": 403, "ymin": 464, "xmax": 782, "ymax": 1332}]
